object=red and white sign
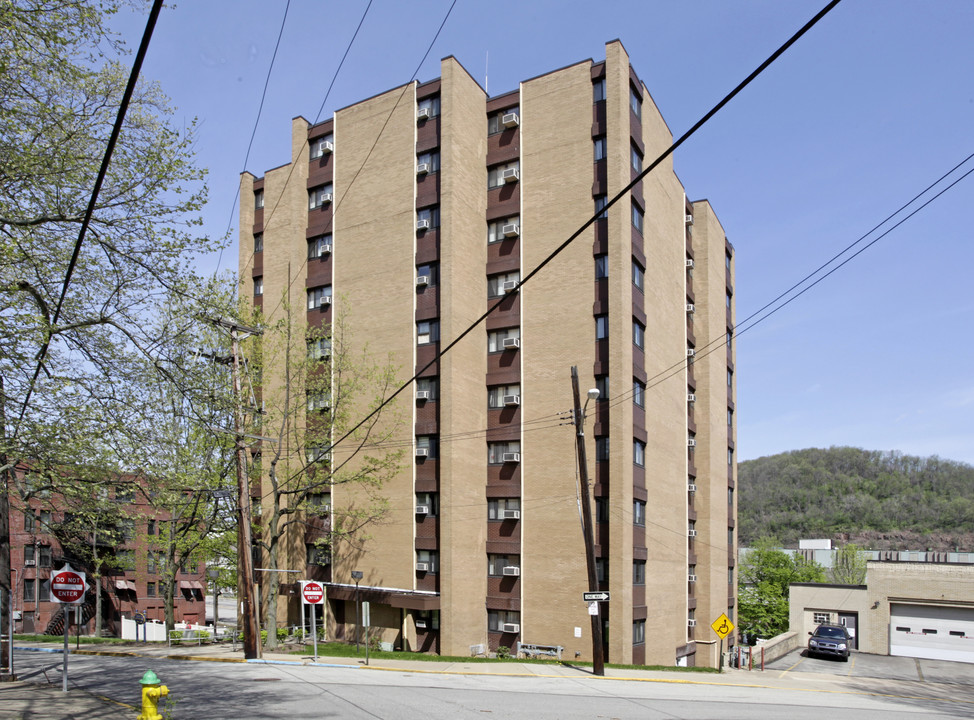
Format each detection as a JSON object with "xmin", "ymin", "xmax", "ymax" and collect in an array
[
  {"xmin": 301, "ymin": 581, "xmax": 324, "ymax": 605},
  {"xmin": 51, "ymin": 566, "xmax": 86, "ymax": 604}
]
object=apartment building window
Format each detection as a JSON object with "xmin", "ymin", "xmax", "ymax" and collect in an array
[
  {"xmin": 307, "ymin": 286, "xmax": 332, "ymax": 310},
  {"xmin": 726, "ymin": 291, "xmax": 732, "ymax": 309},
  {"xmin": 727, "ymin": 368, "xmax": 733, "ymax": 388},
  {"xmin": 630, "ymin": 85, "xmax": 642, "ymax": 119},
  {"xmin": 119, "ymin": 519, "xmax": 135, "ymax": 542},
  {"xmin": 307, "ymin": 544, "xmax": 330, "ymax": 566},
  {"xmin": 488, "ymin": 384, "xmax": 520, "ymax": 408},
  {"xmin": 487, "ymin": 327, "xmax": 519, "ymax": 352},
  {"xmin": 253, "ymin": 276, "xmax": 263, "ymax": 297},
  {"xmin": 417, "ymin": 320, "xmax": 440, "ymax": 345},
  {"xmin": 39, "ymin": 510, "xmax": 51, "ymax": 528},
  {"xmin": 633, "ymin": 619, "xmax": 646, "ymax": 645},
  {"xmin": 254, "ymin": 189, "xmax": 264, "ymax": 209},
  {"xmin": 307, "ymin": 390, "xmax": 331, "ymax": 412},
  {"xmin": 309, "ymin": 184, "xmax": 333, "ymax": 209},
  {"xmin": 417, "ymin": 205, "xmax": 440, "ymax": 229},
  {"xmin": 38, "ymin": 545, "xmax": 52, "ymax": 568},
  {"xmin": 632, "ymin": 260, "xmax": 644, "ymax": 290},
  {"xmin": 254, "ymin": 233, "xmax": 263, "ymax": 253},
  {"xmin": 488, "ymin": 161, "xmax": 520, "ymax": 189},
  {"xmin": 417, "ymin": 95, "xmax": 440, "ymax": 118},
  {"xmin": 594, "ymin": 255, "xmax": 608, "ymax": 279},
  {"xmin": 310, "ymin": 133, "xmax": 333, "ymax": 159},
  {"xmin": 488, "ymin": 441, "xmax": 519, "ymax": 464},
  {"xmin": 488, "ymin": 498, "xmax": 520, "ymax": 520},
  {"xmin": 308, "ymin": 234, "xmax": 332, "ymax": 259},
  {"xmin": 416, "ymin": 492, "xmax": 438, "ymax": 516},
  {"xmin": 416, "ymin": 435, "xmax": 438, "ymax": 459},
  {"xmin": 633, "ymin": 320, "xmax": 645, "ymax": 350},
  {"xmin": 487, "ymin": 106, "xmax": 519, "ymax": 135},
  {"xmin": 595, "ymin": 497, "xmax": 609, "ymax": 523},
  {"xmin": 594, "ymin": 195, "xmax": 608, "ymax": 219},
  {"xmin": 728, "ymin": 408, "xmax": 733, "ymax": 426},
  {"xmin": 306, "ymin": 492, "xmax": 331, "ymax": 513},
  {"xmin": 416, "ymin": 549, "xmax": 438, "ymax": 573},
  {"xmin": 728, "ymin": 487, "xmax": 734, "ymax": 507},
  {"xmin": 729, "ymin": 566, "xmax": 735, "ymax": 586},
  {"xmin": 633, "ymin": 439, "xmax": 646, "ymax": 467},
  {"xmin": 488, "ymin": 610, "xmax": 520, "ymax": 632},
  {"xmin": 595, "ymin": 315, "xmax": 608, "ymax": 340},
  {"xmin": 307, "ymin": 338, "xmax": 331, "ymax": 361},
  {"xmin": 417, "ymin": 263, "xmax": 439, "ymax": 287},
  {"xmin": 23, "ymin": 511, "xmax": 35, "ymax": 533},
  {"xmin": 726, "ymin": 251, "xmax": 732, "ymax": 271},
  {"xmin": 488, "ymin": 216, "xmax": 519, "ymax": 243},
  {"xmin": 118, "ymin": 550, "xmax": 135, "ymax": 571},
  {"xmin": 689, "ymin": 520, "xmax": 697, "ymax": 538},
  {"xmin": 633, "ymin": 500, "xmax": 646, "ymax": 526},
  {"xmin": 633, "ymin": 380, "xmax": 645, "ymax": 408},
  {"xmin": 416, "ymin": 377, "xmax": 438, "ymax": 400},
  {"xmin": 147, "ymin": 552, "xmax": 158, "ymax": 574},
  {"xmin": 631, "ymin": 201, "xmax": 644, "ymax": 234},
  {"xmin": 728, "ymin": 447, "xmax": 734, "ymax": 466},
  {"xmin": 594, "ymin": 136, "xmax": 607, "ymax": 161},
  {"xmin": 146, "ymin": 581, "xmax": 156, "ymax": 597},
  {"xmin": 631, "ymin": 144, "xmax": 643, "ymax": 173},
  {"xmin": 595, "ymin": 437, "xmax": 609, "ymax": 462},
  {"xmin": 24, "ymin": 545, "xmax": 35, "ymax": 565},
  {"xmin": 596, "ymin": 558, "xmax": 608, "ymax": 583},
  {"xmin": 487, "ymin": 271, "xmax": 519, "ymax": 297},
  {"xmin": 689, "ymin": 564, "xmax": 697, "ymax": 582},
  {"xmin": 593, "ymin": 78, "xmax": 606, "ymax": 102},
  {"xmin": 488, "ymin": 554, "xmax": 520, "ymax": 576},
  {"xmin": 23, "ymin": 578, "xmax": 35, "ymax": 602},
  {"xmin": 306, "ymin": 445, "xmax": 331, "ymax": 464},
  {"xmin": 633, "ymin": 560, "xmax": 646, "ymax": 585},
  {"xmin": 596, "ymin": 375, "xmax": 609, "ymax": 399},
  {"xmin": 416, "ymin": 150, "xmax": 440, "ymax": 174}
]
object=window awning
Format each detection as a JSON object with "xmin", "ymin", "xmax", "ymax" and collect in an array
[
  {"xmin": 114, "ymin": 580, "xmax": 136, "ymax": 591},
  {"xmin": 179, "ymin": 580, "xmax": 204, "ymax": 591}
]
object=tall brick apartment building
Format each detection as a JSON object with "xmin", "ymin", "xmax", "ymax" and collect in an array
[{"xmin": 239, "ymin": 41, "xmax": 737, "ymax": 667}]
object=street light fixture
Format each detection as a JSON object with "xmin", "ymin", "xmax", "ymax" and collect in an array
[{"xmin": 351, "ymin": 570, "xmax": 363, "ymax": 652}]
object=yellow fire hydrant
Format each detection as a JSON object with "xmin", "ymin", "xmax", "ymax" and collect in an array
[{"xmin": 137, "ymin": 669, "xmax": 169, "ymax": 720}]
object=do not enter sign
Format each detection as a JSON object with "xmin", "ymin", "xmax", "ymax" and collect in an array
[
  {"xmin": 301, "ymin": 581, "xmax": 324, "ymax": 605},
  {"xmin": 51, "ymin": 566, "xmax": 86, "ymax": 604}
]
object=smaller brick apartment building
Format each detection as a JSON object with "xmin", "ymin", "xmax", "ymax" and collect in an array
[{"xmin": 7, "ymin": 467, "xmax": 207, "ymax": 635}]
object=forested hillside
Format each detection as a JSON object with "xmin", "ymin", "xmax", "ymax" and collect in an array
[{"xmin": 737, "ymin": 447, "xmax": 974, "ymax": 549}]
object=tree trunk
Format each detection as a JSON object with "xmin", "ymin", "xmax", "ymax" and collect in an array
[
  {"xmin": 0, "ymin": 376, "xmax": 12, "ymax": 660},
  {"xmin": 261, "ymin": 512, "xmax": 281, "ymax": 650},
  {"xmin": 93, "ymin": 573, "xmax": 102, "ymax": 638}
]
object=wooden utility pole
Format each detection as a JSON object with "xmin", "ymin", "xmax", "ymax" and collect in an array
[{"xmin": 571, "ymin": 366, "xmax": 605, "ymax": 676}]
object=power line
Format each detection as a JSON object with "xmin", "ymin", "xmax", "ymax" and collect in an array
[{"xmin": 322, "ymin": 0, "xmax": 843, "ymax": 459}]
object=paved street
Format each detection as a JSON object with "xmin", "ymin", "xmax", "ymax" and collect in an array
[{"xmin": 3, "ymin": 643, "xmax": 974, "ymax": 719}]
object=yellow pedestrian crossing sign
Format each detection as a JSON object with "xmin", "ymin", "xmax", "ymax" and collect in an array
[{"xmin": 711, "ymin": 613, "xmax": 734, "ymax": 639}]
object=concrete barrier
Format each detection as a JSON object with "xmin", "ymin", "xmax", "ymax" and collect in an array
[{"xmin": 755, "ymin": 631, "xmax": 800, "ymax": 665}]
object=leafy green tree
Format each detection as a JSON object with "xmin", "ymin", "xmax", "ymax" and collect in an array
[
  {"xmin": 737, "ymin": 537, "xmax": 826, "ymax": 640},
  {"xmin": 829, "ymin": 543, "xmax": 867, "ymax": 585}
]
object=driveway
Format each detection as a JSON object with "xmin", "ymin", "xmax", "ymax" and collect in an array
[{"xmin": 765, "ymin": 648, "xmax": 974, "ymax": 686}]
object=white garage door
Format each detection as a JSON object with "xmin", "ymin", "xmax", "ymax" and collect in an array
[{"xmin": 889, "ymin": 603, "xmax": 974, "ymax": 663}]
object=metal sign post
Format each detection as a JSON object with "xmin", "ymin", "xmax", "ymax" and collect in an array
[
  {"xmin": 300, "ymin": 581, "xmax": 324, "ymax": 662},
  {"xmin": 711, "ymin": 613, "xmax": 735, "ymax": 671},
  {"xmin": 50, "ymin": 565, "xmax": 86, "ymax": 692},
  {"xmin": 362, "ymin": 601, "xmax": 371, "ymax": 666}
]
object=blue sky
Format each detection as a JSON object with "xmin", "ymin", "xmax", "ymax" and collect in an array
[{"xmin": 110, "ymin": 1, "xmax": 974, "ymax": 465}]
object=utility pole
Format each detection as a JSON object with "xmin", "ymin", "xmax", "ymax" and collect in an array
[
  {"xmin": 571, "ymin": 366, "xmax": 604, "ymax": 676},
  {"xmin": 204, "ymin": 318, "xmax": 262, "ymax": 660}
]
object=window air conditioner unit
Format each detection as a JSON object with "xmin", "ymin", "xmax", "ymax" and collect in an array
[
  {"xmin": 688, "ymin": 574, "xmax": 697, "ymax": 583},
  {"xmin": 687, "ymin": 484, "xmax": 697, "ymax": 493},
  {"xmin": 502, "ymin": 452, "xmax": 521, "ymax": 463},
  {"xmin": 685, "ymin": 258, "xmax": 694, "ymax": 269},
  {"xmin": 502, "ymin": 167, "xmax": 520, "ymax": 183},
  {"xmin": 415, "ymin": 505, "xmax": 429, "ymax": 515},
  {"xmin": 501, "ymin": 280, "xmax": 519, "ymax": 293},
  {"xmin": 320, "ymin": 140, "xmax": 334, "ymax": 154},
  {"xmin": 686, "ymin": 348, "xmax": 695, "ymax": 357},
  {"xmin": 320, "ymin": 193, "xmax": 333, "ymax": 204},
  {"xmin": 417, "ymin": 107, "xmax": 431, "ymax": 120},
  {"xmin": 416, "ymin": 162, "xmax": 430, "ymax": 175},
  {"xmin": 501, "ymin": 509, "xmax": 521, "ymax": 520},
  {"xmin": 416, "ymin": 219, "xmax": 430, "ymax": 230},
  {"xmin": 416, "ymin": 562, "xmax": 429, "ymax": 572},
  {"xmin": 501, "ymin": 112, "xmax": 520, "ymax": 128},
  {"xmin": 688, "ymin": 619, "xmax": 697, "ymax": 627},
  {"xmin": 502, "ymin": 337, "xmax": 520, "ymax": 349},
  {"xmin": 685, "ymin": 214, "xmax": 694, "ymax": 225},
  {"xmin": 319, "ymin": 243, "xmax": 332, "ymax": 256},
  {"xmin": 687, "ymin": 393, "xmax": 696, "ymax": 403},
  {"xmin": 415, "ymin": 447, "xmax": 429, "ymax": 458},
  {"xmin": 416, "ymin": 620, "xmax": 427, "ymax": 629},
  {"xmin": 688, "ymin": 529, "xmax": 698, "ymax": 537},
  {"xmin": 502, "ymin": 223, "xmax": 520, "ymax": 238},
  {"xmin": 502, "ymin": 623, "xmax": 520, "ymax": 633},
  {"xmin": 686, "ymin": 304, "xmax": 695, "ymax": 313},
  {"xmin": 687, "ymin": 438, "xmax": 696, "ymax": 448},
  {"xmin": 319, "ymin": 296, "xmax": 331, "ymax": 307},
  {"xmin": 503, "ymin": 394, "xmax": 520, "ymax": 407},
  {"xmin": 502, "ymin": 566, "xmax": 520, "ymax": 577},
  {"xmin": 416, "ymin": 275, "xmax": 430, "ymax": 287},
  {"xmin": 25, "ymin": 560, "xmax": 35, "ymax": 566},
  {"xmin": 416, "ymin": 390, "xmax": 430, "ymax": 401}
]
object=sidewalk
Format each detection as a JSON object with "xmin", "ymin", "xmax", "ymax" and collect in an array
[{"xmin": 0, "ymin": 679, "xmax": 135, "ymax": 719}]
